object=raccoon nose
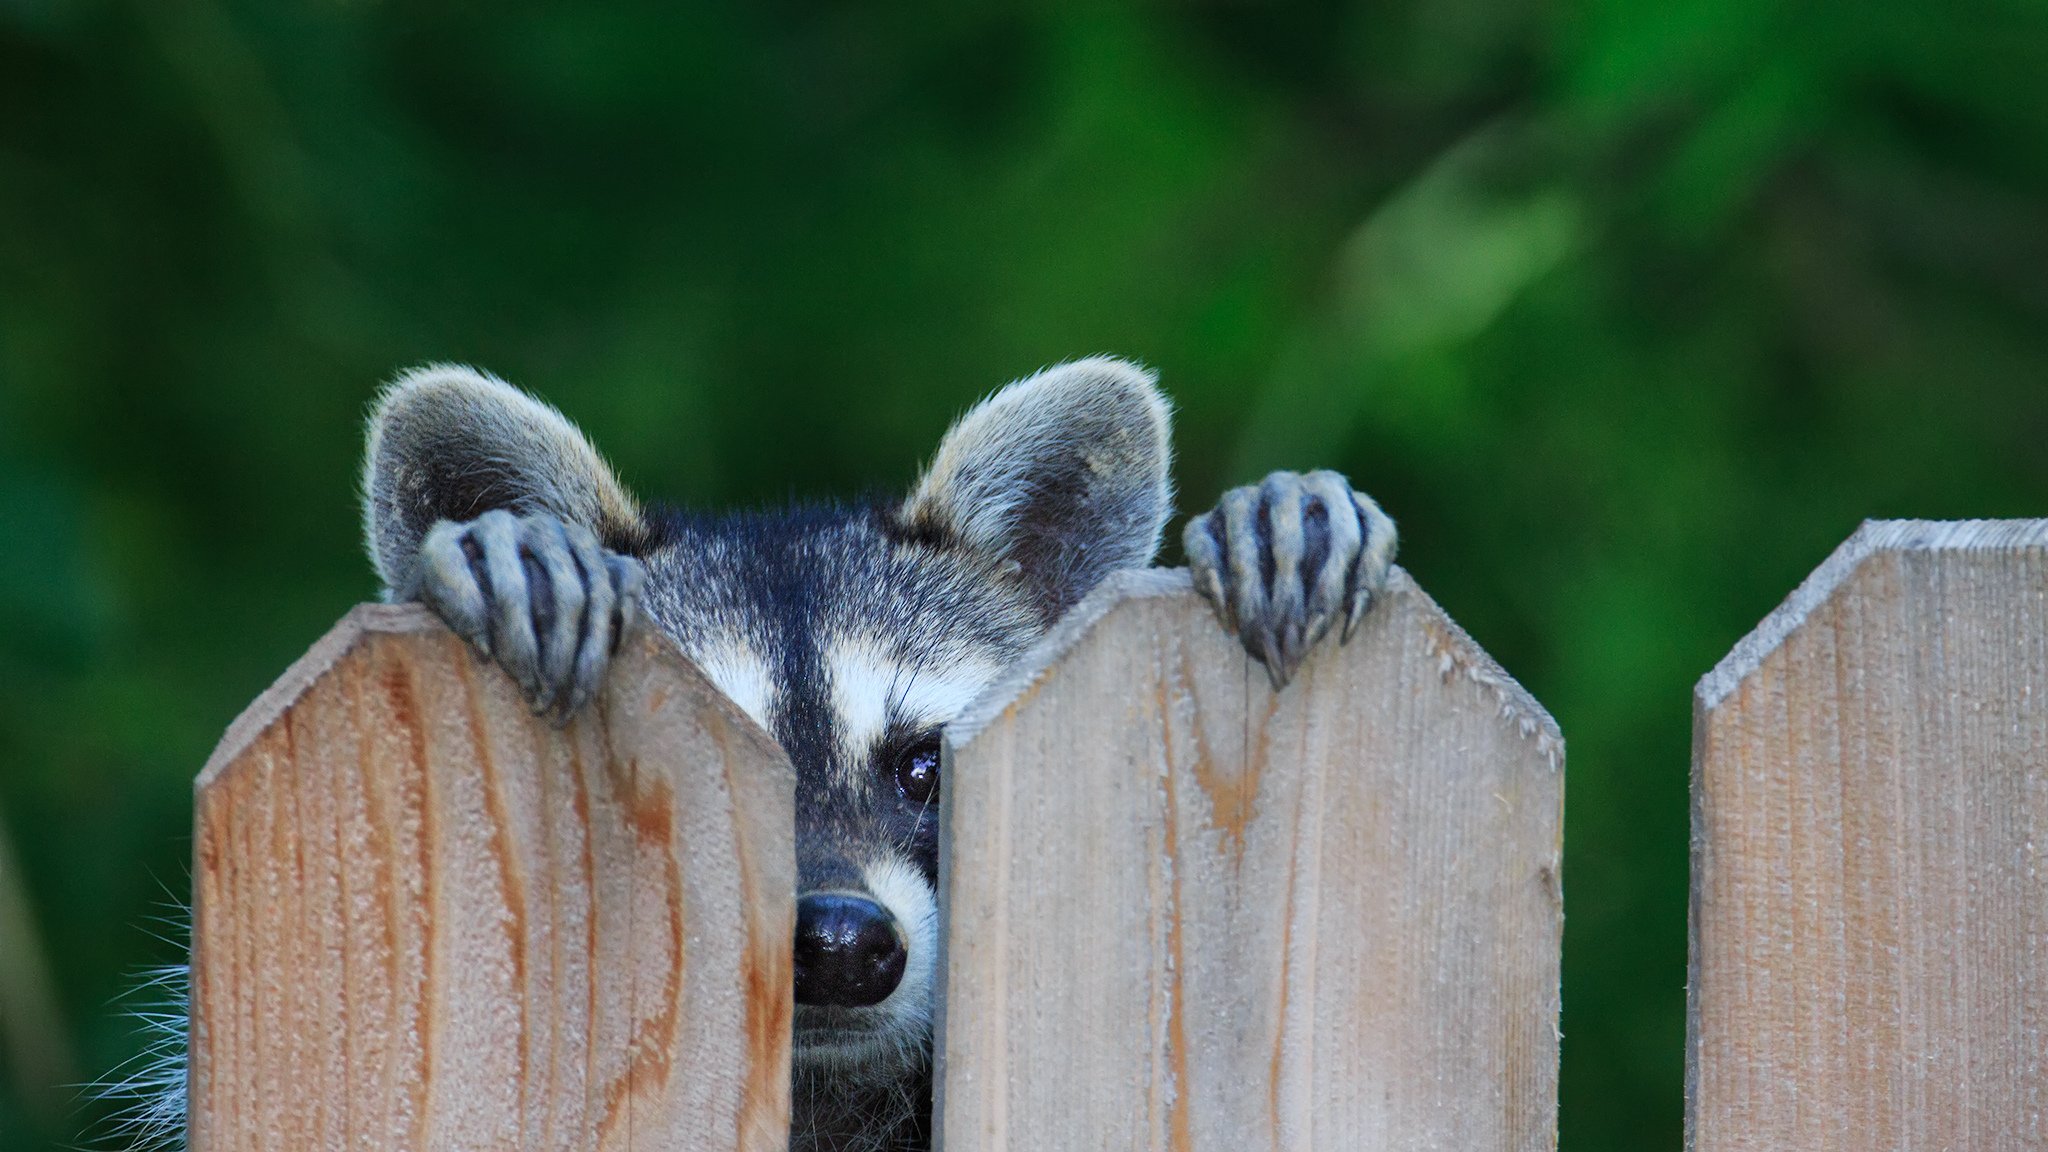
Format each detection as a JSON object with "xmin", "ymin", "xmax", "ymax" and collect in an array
[{"xmin": 793, "ymin": 892, "xmax": 907, "ymax": 1008}]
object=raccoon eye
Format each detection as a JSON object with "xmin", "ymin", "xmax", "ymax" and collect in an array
[{"xmin": 894, "ymin": 734, "xmax": 941, "ymax": 806}]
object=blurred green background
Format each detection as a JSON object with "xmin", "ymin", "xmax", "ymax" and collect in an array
[{"xmin": 2, "ymin": 0, "xmax": 2045, "ymax": 1147}]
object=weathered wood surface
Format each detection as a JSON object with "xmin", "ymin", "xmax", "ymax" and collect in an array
[
  {"xmin": 189, "ymin": 604, "xmax": 796, "ymax": 1152},
  {"xmin": 1690, "ymin": 520, "xmax": 2048, "ymax": 1151},
  {"xmin": 935, "ymin": 568, "xmax": 1564, "ymax": 1152}
]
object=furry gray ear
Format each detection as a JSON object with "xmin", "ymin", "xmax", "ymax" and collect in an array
[
  {"xmin": 362, "ymin": 365, "xmax": 647, "ymax": 595},
  {"xmin": 898, "ymin": 357, "xmax": 1173, "ymax": 621}
]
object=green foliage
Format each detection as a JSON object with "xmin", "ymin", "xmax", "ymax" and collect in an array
[{"xmin": 3, "ymin": 0, "xmax": 2046, "ymax": 1147}]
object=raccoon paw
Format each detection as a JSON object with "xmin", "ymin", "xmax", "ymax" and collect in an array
[
  {"xmin": 413, "ymin": 509, "xmax": 645, "ymax": 725},
  {"xmin": 1183, "ymin": 469, "xmax": 1396, "ymax": 690}
]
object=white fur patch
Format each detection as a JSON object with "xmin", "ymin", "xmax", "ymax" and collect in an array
[
  {"xmin": 891, "ymin": 655, "xmax": 1004, "ymax": 719},
  {"xmin": 690, "ymin": 636, "xmax": 777, "ymax": 730},
  {"xmin": 825, "ymin": 637, "xmax": 1004, "ymax": 769},
  {"xmin": 863, "ymin": 855, "xmax": 939, "ymax": 1024},
  {"xmin": 825, "ymin": 637, "xmax": 898, "ymax": 772}
]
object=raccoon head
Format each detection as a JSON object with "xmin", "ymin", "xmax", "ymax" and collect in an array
[
  {"xmin": 356, "ymin": 357, "xmax": 1172, "ymax": 1143},
  {"xmin": 636, "ymin": 359, "xmax": 1172, "ymax": 1096}
]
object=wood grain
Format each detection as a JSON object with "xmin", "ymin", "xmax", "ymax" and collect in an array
[
  {"xmin": 1689, "ymin": 520, "xmax": 2048, "ymax": 1151},
  {"xmin": 934, "ymin": 568, "xmax": 1564, "ymax": 1152},
  {"xmin": 188, "ymin": 604, "xmax": 796, "ymax": 1152}
]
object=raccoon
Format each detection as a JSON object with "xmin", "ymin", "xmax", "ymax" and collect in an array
[{"xmin": 118, "ymin": 357, "xmax": 1396, "ymax": 1152}]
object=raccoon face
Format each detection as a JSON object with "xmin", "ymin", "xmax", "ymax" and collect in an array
[
  {"xmin": 638, "ymin": 358, "xmax": 1174, "ymax": 1086},
  {"xmin": 636, "ymin": 512, "xmax": 1021, "ymax": 1082}
]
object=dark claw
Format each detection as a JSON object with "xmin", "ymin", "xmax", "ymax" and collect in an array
[
  {"xmin": 1182, "ymin": 513, "xmax": 1233, "ymax": 633},
  {"xmin": 1342, "ymin": 584, "xmax": 1372, "ymax": 643},
  {"xmin": 607, "ymin": 554, "xmax": 643, "ymax": 654},
  {"xmin": 1340, "ymin": 488, "xmax": 1396, "ymax": 643},
  {"xmin": 563, "ymin": 523, "xmax": 615, "ymax": 721},
  {"xmin": 525, "ymin": 517, "xmax": 586, "ymax": 719},
  {"xmin": 1260, "ymin": 629, "xmax": 1287, "ymax": 690},
  {"xmin": 470, "ymin": 511, "xmax": 541, "ymax": 702}
]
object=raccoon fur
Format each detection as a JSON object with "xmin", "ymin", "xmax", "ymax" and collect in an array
[{"xmin": 108, "ymin": 357, "xmax": 1395, "ymax": 1152}]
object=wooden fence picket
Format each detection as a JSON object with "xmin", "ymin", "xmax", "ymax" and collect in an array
[
  {"xmin": 1689, "ymin": 520, "xmax": 2048, "ymax": 1151},
  {"xmin": 187, "ymin": 604, "xmax": 796, "ymax": 1152},
  {"xmin": 935, "ymin": 568, "xmax": 1565, "ymax": 1152}
]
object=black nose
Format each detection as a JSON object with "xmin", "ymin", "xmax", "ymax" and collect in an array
[{"xmin": 793, "ymin": 892, "xmax": 907, "ymax": 1008}]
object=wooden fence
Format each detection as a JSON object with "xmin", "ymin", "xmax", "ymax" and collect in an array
[
  {"xmin": 1688, "ymin": 519, "xmax": 2048, "ymax": 1150},
  {"xmin": 188, "ymin": 568, "xmax": 1563, "ymax": 1151},
  {"xmin": 185, "ymin": 517, "xmax": 2047, "ymax": 1150}
]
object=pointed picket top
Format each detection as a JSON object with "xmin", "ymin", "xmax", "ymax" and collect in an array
[
  {"xmin": 198, "ymin": 602, "xmax": 790, "ymax": 791},
  {"xmin": 1696, "ymin": 518, "xmax": 2048, "ymax": 711},
  {"xmin": 950, "ymin": 564, "xmax": 1562, "ymax": 769}
]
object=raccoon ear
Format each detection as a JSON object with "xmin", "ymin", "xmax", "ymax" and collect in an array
[
  {"xmin": 899, "ymin": 357, "xmax": 1173, "ymax": 621},
  {"xmin": 362, "ymin": 365, "xmax": 648, "ymax": 593}
]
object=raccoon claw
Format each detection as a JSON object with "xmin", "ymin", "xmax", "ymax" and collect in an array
[
  {"xmin": 1183, "ymin": 469, "xmax": 1396, "ymax": 690},
  {"xmin": 414, "ymin": 509, "xmax": 645, "ymax": 726}
]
